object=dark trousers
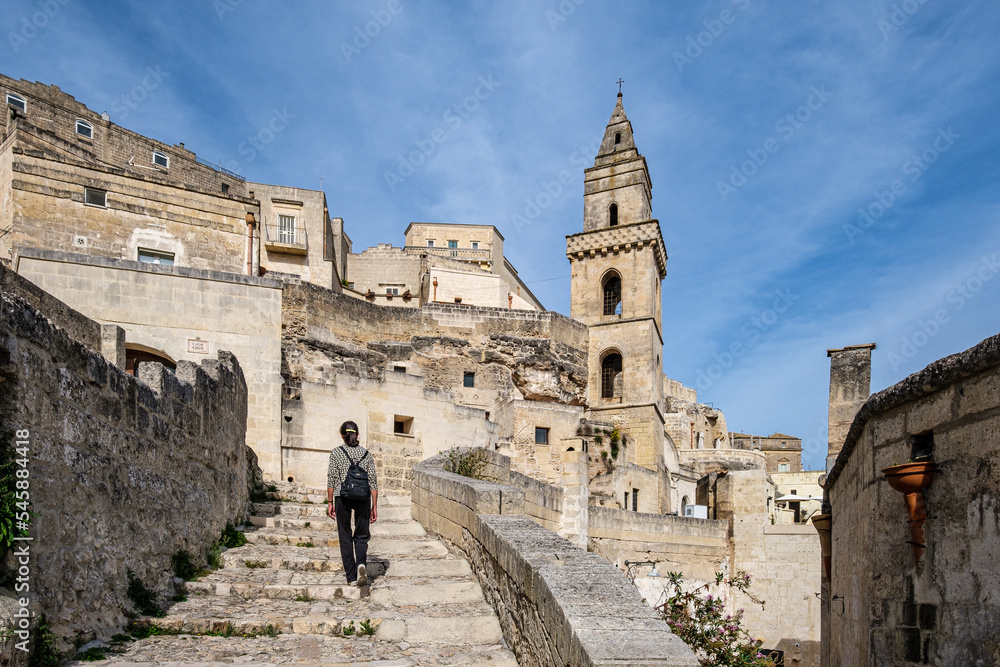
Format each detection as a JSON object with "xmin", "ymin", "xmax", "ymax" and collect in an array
[{"xmin": 335, "ymin": 495, "xmax": 371, "ymax": 583}]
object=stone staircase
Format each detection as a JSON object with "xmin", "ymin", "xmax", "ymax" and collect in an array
[{"xmin": 74, "ymin": 485, "xmax": 518, "ymax": 666}]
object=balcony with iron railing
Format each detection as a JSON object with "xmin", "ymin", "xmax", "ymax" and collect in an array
[
  {"xmin": 405, "ymin": 246, "xmax": 492, "ymax": 264},
  {"xmin": 263, "ymin": 224, "xmax": 308, "ymax": 254},
  {"xmin": 195, "ymin": 156, "xmax": 245, "ymax": 181}
]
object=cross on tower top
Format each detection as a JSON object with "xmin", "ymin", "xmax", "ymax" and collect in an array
[{"xmin": 616, "ymin": 78, "xmax": 625, "ymax": 95}]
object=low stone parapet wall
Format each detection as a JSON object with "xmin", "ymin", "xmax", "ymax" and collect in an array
[
  {"xmin": 411, "ymin": 453, "xmax": 699, "ymax": 667},
  {"xmin": 588, "ymin": 506, "xmax": 729, "ymax": 582}
]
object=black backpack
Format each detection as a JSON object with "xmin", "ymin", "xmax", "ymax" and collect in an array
[{"xmin": 340, "ymin": 446, "xmax": 371, "ymax": 499}]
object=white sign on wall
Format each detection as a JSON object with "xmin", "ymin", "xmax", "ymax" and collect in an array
[{"xmin": 187, "ymin": 338, "xmax": 210, "ymax": 354}]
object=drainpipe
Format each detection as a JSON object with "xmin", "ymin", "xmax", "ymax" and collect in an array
[
  {"xmin": 245, "ymin": 212, "xmax": 257, "ymax": 276},
  {"xmin": 432, "ymin": 277, "xmax": 438, "ymax": 302}
]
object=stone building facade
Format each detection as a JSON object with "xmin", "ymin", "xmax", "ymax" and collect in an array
[
  {"xmin": 731, "ymin": 431, "xmax": 804, "ymax": 472},
  {"xmin": 821, "ymin": 334, "xmax": 1000, "ymax": 665}
]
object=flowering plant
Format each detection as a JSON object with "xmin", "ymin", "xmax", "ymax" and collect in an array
[{"xmin": 656, "ymin": 571, "xmax": 778, "ymax": 667}]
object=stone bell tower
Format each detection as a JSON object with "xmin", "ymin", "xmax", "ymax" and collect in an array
[{"xmin": 566, "ymin": 92, "xmax": 671, "ymax": 498}]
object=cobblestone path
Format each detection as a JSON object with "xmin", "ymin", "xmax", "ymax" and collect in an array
[{"xmin": 73, "ymin": 486, "xmax": 517, "ymax": 666}]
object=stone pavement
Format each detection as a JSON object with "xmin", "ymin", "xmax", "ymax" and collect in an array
[{"xmin": 70, "ymin": 485, "xmax": 518, "ymax": 666}]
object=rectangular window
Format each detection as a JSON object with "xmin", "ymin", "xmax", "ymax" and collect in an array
[
  {"xmin": 471, "ymin": 241, "xmax": 479, "ymax": 250},
  {"xmin": 138, "ymin": 249, "xmax": 174, "ymax": 266},
  {"xmin": 448, "ymin": 240, "xmax": 458, "ymax": 248},
  {"xmin": 221, "ymin": 183, "xmax": 230, "ymax": 195},
  {"xmin": 632, "ymin": 488, "xmax": 639, "ymax": 512},
  {"xmin": 393, "ymin": 365, "xmax": 406, "ymax": 373},
  {"xmin": 463, "ymin": 371, "xmax": 475, "ymax": 388},
  {"xmin": 152, "ymin": 150, "xmax": 169, "ymax": 168},
  {"xmin": 427, "ymin": 240, "xmax": 435, "ymax": 247},
  {"xmin": 6, "ymin": 94, "xmax": 26, "ymax": 112},
  {"xmin": 278, "ymin": 214, "xmax": 297, "ymax": 244},
  {"xmin": 394, "ymin": 415, "xmax": 413, "ymax": 435},
  {"xmin": 778, "ymin": 463, "xmax": 790, "ymax": 472},
  {"xmin": 84, "ymin": 187, "xmax": 107, "ymax": 207},
  {"xmin": 75, "ymin": 120, "xmax": 93, "ymax": 139},
  {"xmin": 386, "ymin": 287, "xmax": 399, "ymax": 296},
  {"xmin": 534, "ymin": 427, "xmax": 549, "ymax": 445},
  {"xmin": 454, "ymin": 297, "xmax": 462, "ymax": 303}
]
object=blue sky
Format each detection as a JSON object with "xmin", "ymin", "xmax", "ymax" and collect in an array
[{"xmin": 5, "ymin": 0, "xmax": 999, "ymax": 470}]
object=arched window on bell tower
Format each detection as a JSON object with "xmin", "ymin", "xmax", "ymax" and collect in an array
[
  {"xmin": 601, "ymin": 351, "xmax": 623, "ymax": 399},
  {"xmin": 609, "ymin": 202, "xmax": 618, "ymax": 227},
  {"xmin": 614, "ymin": 132, "xmax": 621, "ymax": 145},
  {"xmin": 602, "ymin": 271, "xmax": 622, "ymax": 316}
]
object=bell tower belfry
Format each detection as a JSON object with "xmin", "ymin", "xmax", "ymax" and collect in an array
[{"xmin": 566, "ymin": 92, "xmax": 672, "ymax": 505}]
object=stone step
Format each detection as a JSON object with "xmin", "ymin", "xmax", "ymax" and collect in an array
[
  {"xmin": 223, "ymin": 539, "xmax": 450, "ymax": 570},
  {"xmin": 74, "ymin": 633, "xmax": 518, "ymax": 666},
  {"xmin": 152, "ymin": 595, "xmax": 501, "ymax": 641},
  {"xmin": 185, "ymin": 579, "xmax": 363, "ymax": 601},
  {"xmin": 248, "ymin": 515, "xmax": 424, "ymax": 536},
  {"xmin": 148, "ymin": 611, "xmax": 504, "ymax": 643},
  {"xmin": 242, "ymin": 530, "xmax": 340, "ymax": 547},
  {"xmin": 252, "ymin": 501, "xmax": 412, "ymax": 522},
  {"xmin": 264, "ymin": 490, "xmax": 412, "ymax": 507}
]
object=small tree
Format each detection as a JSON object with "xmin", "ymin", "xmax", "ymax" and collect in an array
[{"xmin": 656, "ymin": 571, "xmax": 778, "ymax": 667}]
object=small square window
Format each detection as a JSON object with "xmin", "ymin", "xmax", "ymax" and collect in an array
[
  {"xmin": 427, "ymin": 240, "xmax": 435, "ymax": 247},
  {"xmin": 221, "ymin": 183, "xmax": 230, "ymax": 195},
  {"xmin": 448, "ymin": 240, "xmax": 458, "ymax": 249},
  {"xmin": 471, "ymin": 241, "xmax": 479, "ymax": 250},
  {"xmin": 138, "ymin": 249, "xmax": 174, "ymax": 266},
  {"xmin": 534, "ymin": 427, "xmax": 549, "ymax": 445},
  {"xmin": 394, "ymin": 415, "xmax": 413, "ymax": 435},
  {"xmin": 454, "ymin": 297, "xmax": 462, "ymax": 304},
  {"xmin": 152, "ymin": 151, "xmax": 169, "ymax": 168},
  {"xmin": 75, "ymin": 120, "xmax": 93, "ymax": 139},
  {"xmin": 463, "ymin": 371, "xmax": 475, "ymax": 388},
  {"xmin": 6, "ymin": 94, "xmax": 26, "ymax": 112},
  {"xmin": 84, "ymin": 188, "xmax": 107, "ymax": 207}
]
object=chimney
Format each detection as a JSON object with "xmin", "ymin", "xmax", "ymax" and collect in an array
[{"xmin": 826, "ymin": 343, "xmax": 876, "ymax": 472}]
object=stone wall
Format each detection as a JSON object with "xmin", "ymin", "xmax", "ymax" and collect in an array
[
  {"xmin": 3, "ymin": 149, "xmax": 254, "ymax": 272},
  {"xmin": 1, "ymin": 74, "xmax": 247, "ymax": 197},
  {"xmin": 824, "ymin": 333, "xmax": 1000, "ymax": 666},
  {"xmin": 708, "ymin": 467, "xmax": 822, "ymax": 666},
  {"xmin": 588, "ymin": 505, "xmax": 728, "ymax": 582},
  {"xmin": 280, "ymin": 371, "xmax": 498, "ymax": 489},
  {"xmin": 0, "ymin": 268, "xmax": 255, "ymax": 644},
  {"xmin": 410, "ymin": 453, "xmax": 700, "ymax": 667},
  {"xmin": 15, "ymin": 249, "xmax": 284, "ymax": 477}
]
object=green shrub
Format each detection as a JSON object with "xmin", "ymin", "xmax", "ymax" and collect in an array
[
  {"xmin": 78, "ymin": 647, "xmax": 107, "ymax": 661},
  {"xmin": 341, "ymin": 620, "xmax": 356, "ymax": 636},
  {"xmin": 126, "ymin": 570, "xmax": 165, "ymax": 618},
  {"xmin": 443, "ymin": 448, "xmax": 487, "ymax": 479},
  {"xmin": 359, "ymin": 619, "xmax": 376, "ymax": 636},
  {"xmin": 171, "ymin": 549, "xmax": 199, "ymax": 581},
  {"xmin": 27, "ymin": 615, "xmax": 63, "ymax": 667},
  {"xmin": 220, "ymin": 522, "xmax": 247, "ymax": 549},
  {"xmin": 207, "ymin": 541, "xmax": 223, "ymax": 569},
  {"xmin": 657, "ymin": 571, "xmax": 778, "ymax": 666}
]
